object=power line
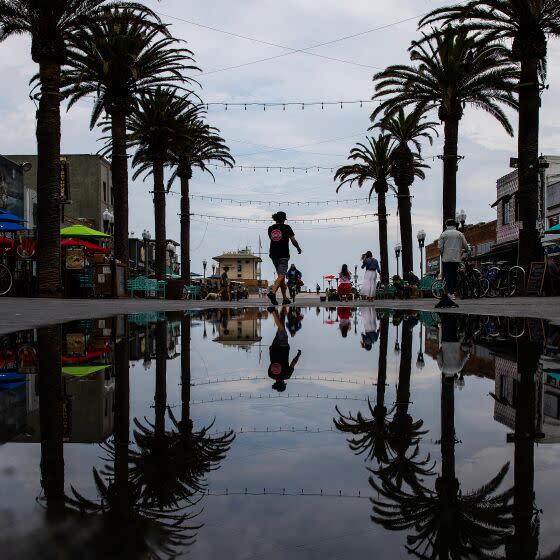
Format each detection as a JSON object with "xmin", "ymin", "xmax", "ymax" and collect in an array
[
  {"xmin": 189, "ymin": 212, "xmax": 380, "ymax": 223},
  {"xmin": 159, "ymin": 12, "xmax": 423, "ymax": 75}
]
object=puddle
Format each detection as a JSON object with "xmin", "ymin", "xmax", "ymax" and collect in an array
[{"xmin": 0, "ymin": 307, "xmax": 558, "ymax": 559}]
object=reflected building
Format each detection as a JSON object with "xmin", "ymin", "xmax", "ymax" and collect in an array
[{"xmin": 213, "ymin": 308, "xmax": 267, "ymax": 351}]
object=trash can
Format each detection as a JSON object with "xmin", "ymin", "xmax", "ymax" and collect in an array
[{"xmin": 166, "ymin": 279, "xmax": 185, "ymax": 300}]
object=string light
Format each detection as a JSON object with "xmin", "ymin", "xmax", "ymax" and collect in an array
[
  {"xmin": 187, "ymin": 212, "xmax": 380, "ymax": 224},
  {"xmin": 167, "ymin": 193, "xmax": 373, "ymax": 206},
  {"xmin": 202, "ymin": 99, "xmax": 374, "ymax": 111}
]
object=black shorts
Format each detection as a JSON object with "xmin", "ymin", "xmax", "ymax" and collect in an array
[{"xmin": 272, "ymin": 258, "xmax": 289, "ymax": 275}]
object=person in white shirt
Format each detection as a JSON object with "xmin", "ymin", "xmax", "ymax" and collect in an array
[{"xmin": 438, "ymin": 219, "xmax": 469, "ymax": 300}]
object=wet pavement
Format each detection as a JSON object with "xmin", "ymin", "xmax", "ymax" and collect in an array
[{"xmin": 0, "ymin": 306, "xmax": 559, "ymax": 558}]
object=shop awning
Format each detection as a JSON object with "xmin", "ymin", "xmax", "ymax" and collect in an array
[
  {"xmin": 490, "ymin": 193, "xmax": 513, "ymax": 208},
  {"xmin": 545, "ymin": 223, "xmax": 560, "ymax": 234},
  {"xmin": 544, "ymin": 370, "xmax": 560, "ymax": 382},
  {"xmin": 61, "ymin": 225, "xmax": 110, "ymax": 238},
  {"xmin": 62, "ymin": 365, "xmax": 110, "ymax": 377}
]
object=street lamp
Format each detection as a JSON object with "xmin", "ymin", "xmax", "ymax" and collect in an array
[
  {"xmin": 203, "ymin": 259, "xmax": 207, "ymax": 280},
  {"xmin": 212, "ymin": 264, "xmax": 216, "ymax": 276},
  {"xmin": 416, "ymin": 322, "xmax": 425, "ymax": 369},
  {"xmin": 394, "ymin": 243, "xmax": 402, "ymax": 277},
  {"xmin": 417, "ymin": 229, "xmax": 426, "ymax": 277},
  {"xmin": 142, "ymin": 229, "xmax": 151, "ymax": 274},
  {"xmin": 456, "ymin": 209, "xmax": 467, "ymax": 231},
  {"xmin": 354, "ymin": 264, "xmax": 358, "ymax": 286}
]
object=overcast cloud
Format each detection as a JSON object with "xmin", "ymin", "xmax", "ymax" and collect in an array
[{"xmin": 0, "ymin": 0, "xmax": 558, "ymax": 285}]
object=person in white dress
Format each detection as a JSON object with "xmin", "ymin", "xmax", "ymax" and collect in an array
[{"xmin": 361, "ymin": 251, "xmax": 381, "ymax": 300}]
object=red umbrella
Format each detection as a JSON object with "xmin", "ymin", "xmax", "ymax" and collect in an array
[
  {"xmin": 61, "ymin": 238, "xmax": 110, "ymax": 254},
  {"xmin": 324, "ymin": 275, "xmax": 335, "ymax": 279}
]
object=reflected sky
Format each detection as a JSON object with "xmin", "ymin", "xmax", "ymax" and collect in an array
[{"xmin": 0, "ymin": 307, "xmax": 559, "ymax": 559}]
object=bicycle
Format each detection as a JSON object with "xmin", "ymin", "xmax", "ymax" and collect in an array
[
  {"xmin": 431, "ymin": 261, "xmax": 488, "ymax": 299},
  {"xmin": 287, "ymin": 279, "xmax": 297, "ymax": 302},
  {"xmin": 0, "ymin": 263, "xmax": 12, "ymax": 296},
  {"xmin": 483, "ymin": 261, "xmax": 526, "ymax": 297}
]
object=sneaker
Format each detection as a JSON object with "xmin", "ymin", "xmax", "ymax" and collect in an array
[
  {"xmin": 450, "ymin": 293, "xmax": 456, "ymax": 300},
  {"xmin": 267, "ymin": 291, "xmax": 279, "ymax": 306},
  {"xmin": 282, "ymin": 299, "xmax": 292, "ymax": 305}
]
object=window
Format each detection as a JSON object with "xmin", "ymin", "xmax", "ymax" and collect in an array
[
  {"xmin": 502, "ymin": 198, "xmax": 511, "ymax": 225},
  {"xmin": 110, "ymin": 186, "xmax": 114, "ymax": 205},
  {"xmin": 103, "ymin": 181, "xmax": 107, "ymax": 202},
  {"xmin": 237, "ymin": 262, "xmax": 242, "ymax": 273}
]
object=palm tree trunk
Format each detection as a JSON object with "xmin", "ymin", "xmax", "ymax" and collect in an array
[
  {"xmin": 180, "ymin": 171, "xmax": 191, "ymax": 282},
  {"xmin": 36, "ymin": 60, "xmax": 62, "ymax": 297},
  {"xmin": 113, "ymin": 323, "xmax": 130, "ymax": 517},
  {"xmin": 111, "ymin": 110, "xmax": 130, "ymax": 274},
  {"xmin": 153, "ymin": 162, "xmax": 166, "ymax": 281},
  {"xmin": 378, "ymin": 192, "xmax": 389, "ymax": 284},
  {"xmin": 38, "ymin": 325, "xmax": 64, "ymax": 521},
  {"xmin": 376, "ymin": 316, "xmax": 389, "ymax": 407},
  {"xmin": 442, "ymin": 117, "xmax": 460, "ymax": 227},
  {"xmin": 397, "ymin": 183, "xmax": 414, "ymax": 276},
  {"xmin": 517, "ymin": 58, "xmax": 543, "ymax": 273},
  {"xmin": 440, "ymin": 374, "xmax": 456, "ymax": 483},
  {"xmin": 180, "ymin": 316, "xmax": 191, "ymax": 430},
  {"xmin": 154, "ymin": 320, "xmax": 167, "ymax": 446}
]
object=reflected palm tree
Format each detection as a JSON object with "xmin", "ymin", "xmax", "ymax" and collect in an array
[
  {"xmin": 370, "ymin": 315, "xmax": 514, "ymax": 559},
  {"xmin": 378, "ymin": 316, "xmax": 433, "ymax": 489},
  {"xmin": 505, "ymin": 334, "xmax": 541, "ymax": 560},
  {"xmin": 38, "ymin": 325, "xmax": 65, "ymax": 522},
  {"xmin": 335, "ymin": 315, "xmax": 392, "ymax": 465}
]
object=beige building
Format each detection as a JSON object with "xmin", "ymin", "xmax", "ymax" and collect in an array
[
  {"xmin": 213, "ymin": 309, "xmax": 267, "ymax": 351},
  {"xmin": 213, "ymin": 247, "xmax": 264, "ymax": 288}
]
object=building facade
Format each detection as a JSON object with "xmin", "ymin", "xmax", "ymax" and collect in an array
[
  {"xmin": 6, "ymin": 154, "xmax": 114, "ymax": 232},
  {"xmin": 0, "ymin": 155, "xmax": 25, "ymax": 219},
  {"xmin": 213, "ymin": 247, "xmax": 263, "ymax": 287}
]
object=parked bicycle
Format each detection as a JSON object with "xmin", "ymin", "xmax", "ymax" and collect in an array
[
  {"xmin": 480, "ymin": 261, "xmax": 526, "ymax": 298},
  {"xmin": 431, "ymin": 261, "xmax": 488, "ymax": 300}
]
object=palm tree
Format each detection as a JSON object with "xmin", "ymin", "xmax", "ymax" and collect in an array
[
  {"xmin": 334, "ymin": 135, "xmax": 394, "ymax": 284},
  {"xmin": 371, "ymin": 28, "xmax": 518, "ymax": 226},
  {"xmin": 375, "ymin": 107, "xmax": 437, "ymax": 276},
  {"xmin": 62, "ymin": 4, "xmax": 197, "ymax": 272},
  {"xmin": 129, "ymin": 89, "xmax": 197, "ymax": 280},
  {"xmin": 420, "ymin": 2, "xmax": 560, "ymax": 275},
  {"xmin": 0, "ymin": 0, "xmax": 114, "ymax": 295},
  {"xmin": 167, "ymin": 113, "xmax": 234, "ymax": 282}
]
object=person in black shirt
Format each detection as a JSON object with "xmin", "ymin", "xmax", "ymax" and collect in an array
[
  {"xmin": 268, "ymin": 307, "xmax": 302, "ymax": 392},
  {"xmin": 220, "ymin": 267, "xmax": 230, "ymax": 301},
  {"xmin": 267, "ymin": 211, "xmax": 302, "ymax": 306}
]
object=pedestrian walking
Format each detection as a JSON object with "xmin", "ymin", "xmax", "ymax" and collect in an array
[
  {"xmin": 361, "ymin": 251, "xmax": 381, "ymax": 301},
  {"xmin": 316, "ymin": 283, "xmax": 321, "ymax": 296},
  {"xmin": 267, "ymin": 211, "xmax": 302, "ymax": 306},
  {"xmin": 438, "ymin": 219, "xmax": 469, "ymax": 301},
  {"xmin": 338, "ymin": 264, "xmax": 352, "ymax": 302}
]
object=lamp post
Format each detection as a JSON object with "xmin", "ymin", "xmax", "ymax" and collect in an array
[
  {"xmin": 142, "ymin": 229, "xmax": 151, "ymax": 275},
  {"xmin": 212, "ymin": 264, "xmax": 216, "ymax": 277},
  {"xmin": 417, "ymin": 229, "xmax": 426, "ymax": 277},
  {"xmin": 416, "ymin": 322, "xmax": 425, "ymax": 369},
  {"xmin": 456, "ymin": 209, "xmax": 467, "ymax": 231},
  {"xmin": 203, "ymin": 259, "xmax": 207, "ymax": 280},
  {"xmin": 394, "ymin": 243, "xmax": 402, "ymax": 277},
  {"xmin": 354, "ymin": 265, "xmax": 358, "ymax": 286}
]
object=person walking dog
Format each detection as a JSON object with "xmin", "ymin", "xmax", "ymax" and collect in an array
[{"xmin": 267, "ymin": 211, "xmax": 302, "ymax": 306}]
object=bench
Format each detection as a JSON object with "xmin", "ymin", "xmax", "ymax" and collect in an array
[
  {"xmin": 418, "ymin": 275, "xmax": 437, "ymax": 297},
  {"xmin": 127, "ymin": 276, "xmax": 166, "ymax": 298},
  {"xmin": 377, "ymin": 284, "xmax": 396, "ymax": 299},
  {"xmin": 184, "ymin": 285, "xmax": 202, "ymax": 300}
]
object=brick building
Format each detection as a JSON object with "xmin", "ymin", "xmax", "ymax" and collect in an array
[{"xmin": 425, "ymin": 220, "xmax": 497, "ymax": 274}]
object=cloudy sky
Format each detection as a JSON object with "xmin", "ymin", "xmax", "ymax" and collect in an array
[{"xmin": 1, "ymin": 0, "xmax": 560, "ymax": 286}]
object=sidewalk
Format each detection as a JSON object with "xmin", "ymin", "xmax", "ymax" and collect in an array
[{"xmin": 1, "ymin": 295, "xmax": 559, "ymax": 334}]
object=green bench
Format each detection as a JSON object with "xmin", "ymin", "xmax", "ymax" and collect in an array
[
  {"xmin": 127, "ymin": 276, "xmax": 166, "ymax": 298},
  {"xmin": 376, "ymin": 284, "xmax": 396, "ymax": 299},
  {"xmin": 184, "ymin": 285, "xmax": 202, "ymax": 300},
  {"xmin": 418, "ymin": 275, "xmax": 437, "ymax": 297}
]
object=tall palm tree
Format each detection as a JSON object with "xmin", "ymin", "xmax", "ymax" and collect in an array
[
  {"xmin": 420, "ymin": 2, "xmax": 560, "ymax": 275},
  {"xmin": 62, "ymin": 4, "xmax": 197, "ymax": 272},
  {"xmin": 334, "ymin": 135, "xmax": 394, "ymax": 284},
  {"xmin": 168, "ymin": 113, "xmax": 234, "ymax": 282},
  {"xmin": 0, "ymin": 0, "xmax": 114, "ymax": 296},
  {"xmin": 375, "ymin": 107, "xmax": 437, "ymax": 276},
  {"xmin": 129, "ymin": 89, "xmax": 197, "ymax": 280},
  {"xmin": 371, "ymin": 28, "xmax": 518, "ymax": 227}
]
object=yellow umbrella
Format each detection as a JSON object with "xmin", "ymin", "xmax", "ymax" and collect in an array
[{"xmin": 61, "ymin": 225, "xmax": 110, "ymax": 238}]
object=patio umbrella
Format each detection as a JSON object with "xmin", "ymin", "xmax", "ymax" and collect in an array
[
  {"xmin": 0, "ymin": 210, "xmax": 27, "ymax": 223},
  {"xmin": 545, "ymin": 223, "xmax": 560, "ymax": 234},
  {"xmin": 62, "ymin": 349, "xmax": 111, "ymax": 364},
  {"xmin": 0, "ymin": 222, "xmax": 28, "ymax": 232},
  {"xmin": 62, "ymin": 365, "xmax": 110, "ymax": 377},
  {"xmin": 61, "ymin": 238, "xmax": 110, "ymax": 254},
  {"xmin": 324, "ymin": 275, "xmax": 335, "ymax": 279},
  {"xmin": 61, "ymin": 224, "xmax": 110, "ymax": 238},
  {"xmin": 190, "ymin": 272, "xmax": 203, "ymax": 277}
]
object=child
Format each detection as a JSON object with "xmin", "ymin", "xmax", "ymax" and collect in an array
[{"xmin": 338, "ymin": 264, "xmax": 352, "ymax": 302}]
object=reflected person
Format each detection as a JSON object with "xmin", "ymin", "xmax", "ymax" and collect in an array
[
  {"xmin": 436, "ymin": 314, "xmax": 471, "ymax": 379},
  {"xmin": 361, "ymin": 307, "xmax": 379, "ymax": 351},
  {"xmin": 268, "ymin": 307, "xmax": 301, "ymax": 392}
]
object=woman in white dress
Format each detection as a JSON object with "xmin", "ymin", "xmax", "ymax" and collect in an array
[{"xmin": 361, "ymin": 251, "xmax": 381, "ymax": 300}]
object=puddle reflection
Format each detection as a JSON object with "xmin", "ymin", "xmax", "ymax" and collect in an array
[{"xmin": 0, "ymin": 307, "xmax": 559, "ymax": 559}]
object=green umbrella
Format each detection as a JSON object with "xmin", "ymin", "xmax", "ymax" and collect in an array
[
  {"xmin": 61, "ymin": 225, "xmax": 110, "ymax": 238},
  {"xmin": 62, "ymin": 365, "xmax": 110, "ymax": 377}
]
